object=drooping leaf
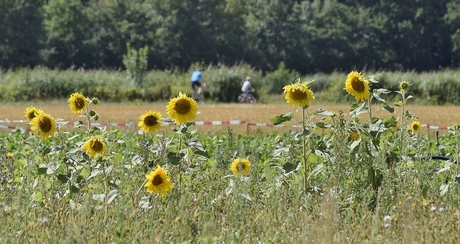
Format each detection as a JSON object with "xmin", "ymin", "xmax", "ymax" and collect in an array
[
  {"xmin": 315, "ymin": 108, "xmax": 334, "ymax": 117},
  {"xmin": 270, "ymin": 113, "xmax": 292, "ymax": 125}
]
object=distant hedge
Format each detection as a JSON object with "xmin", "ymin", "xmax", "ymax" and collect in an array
[{"xmin": 1, "ymin": 66, "xmax": 460, "ymax": 105}]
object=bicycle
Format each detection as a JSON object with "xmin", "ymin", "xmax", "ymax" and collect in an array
[
  {"xmin": 191, "ymin": 82, "xmax": 205, "ymax": 105},
  {"xmin": 237, "ymin": 90, "xmax": 256, "ymax": 104}
]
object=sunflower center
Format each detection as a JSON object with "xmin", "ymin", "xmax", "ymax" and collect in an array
[
  {"xmin": 74, "ymin": 98, "xmax": 85, "ymax": 109},
  {"xmin": 175, "ymin": 100, "xmax": 191, "ymax": 114},
  {"xmin": 291, "ymin": 89, "xmax": 309, "ymax": 100},
  {"xmin": 237, "ymin": 162, "xmax": 246, "ymax": 172},
  {"xmin": 144, "ymin": 115, "xmax": 158, "ymax": 126},
  {"xmin": 91, "ymin": 140, "xmax": 103, "ymax": 152},
  {"xmin": 39, "ymin": 117, "xmax": 52, "ymax": 133},
  {"xmin": 152, "ymin": 175, "xmax": 163, "ymax": 186},
  {"xmin": 351, "ymin": 78, "xmax": 365, "ymax": 92}
]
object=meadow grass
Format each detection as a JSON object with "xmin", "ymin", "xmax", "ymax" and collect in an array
[{"xmin": 1, "ymin": 79, "xmax": 460, "ymax": 243}]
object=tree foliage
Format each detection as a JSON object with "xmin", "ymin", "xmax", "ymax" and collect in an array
[{"xmin": 1, "ymin": 0, "xmax": 459, "ymax": 73}]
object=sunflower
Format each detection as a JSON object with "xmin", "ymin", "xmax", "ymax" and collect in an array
[
  {"xmin": 166, "ymin": 92, "xmax": 198, "ymax": 124},
  {"xmin": 68, "ymin": 92, "xmax": 88, "ymax": 114},
  {"xmin": 24, "ymin": 106, "xmax": 44, "ymax": 122},
  {"xmin": 283, "ymin": 82, "xmax": 314, "ymax": 107},
  {"xmin": 345, "ymin": 71, "xmax": 371, "ymax": 103},
  {"xmin": 138, "ymin": 110, "xmax": 163, "ymax": 133},
  {"xmin": 411, "ymin": 121, "xmax": 421, "ymax": 133},
  {"xmin": 82, "ymin": 136, "xmax": 107, "ymax": 158},
  {"xmin": 230, "ymin": 158, "xmax": 251, "ymax": 176},
  {"xmin": 144, "ymin": 165, "xmax": 174, "ymax": 197},
  {"xmin": 30, "ymin": 113, "xmax": 57, "ymax": 140},
  {"xmin": 348, "ymin": 131, "xmax": 360, "ymax": 141}
]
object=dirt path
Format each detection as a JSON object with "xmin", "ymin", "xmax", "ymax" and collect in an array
[{"xmin": 1, "ymin": 101, "xmax": 459, "ymax": 134}]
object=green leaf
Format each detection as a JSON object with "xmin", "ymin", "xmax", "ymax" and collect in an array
[
  {"xmin": 37, "ymin": 166, "xmax": 47, "ymax": 175},
  {"xmin": 350, "ymin": 102, "xmax": 368, "ymax": 117},
  {"xmin": 314, "ymin": 108, "xmax": 334, "ymax": 117},
  {"xmin": 315, "ymin": 122, "xmax": 330, "ymax": 129},
  {"xmin": 394, "ymin": 101, "xmax": 402, "ymax": 107},
  {"xmin": 270, "ymin": 113, "xmax": 292, "ymax": 125},
  {"xmin": 383, "ymin": 116, "xmax": 398, "ymax": 128},
  {"xmin": 372, "ymin": 92, "xmax": 385, "ymax": 102},
  {"xmin": 455, "ymin": 176, "xmax": 460, "ymax": 184},
  {"xmin": 187, "ymin": 137, "xmax": 209, "ymax": 158},
  {"xmin": 440, "ymin": 183, "xmax": 449, "ymax": 196},
  {"xmin": 57, "ymin": 174, "xmax": 70, "ymax": 184},
  {"xmin": 282, "ymin": 162, "xmax": 300, "ymax": 175},
  {"xmin": 167, "ymin": 152, "xmax": 182, "ymax": 165},
  {"xmin": 33, "ymin": 192, "xmax": 43, "ymax": 202},
  {"xmin": 107, "ymin": 190, "xmax": 118, "ymax": 204},
  {"xmin": 381, "ymin": 103, "xmax": 394, "ymax": 113}
]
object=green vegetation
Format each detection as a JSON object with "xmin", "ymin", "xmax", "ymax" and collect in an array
[
  {"xmin": 2, "ymin": 67, "xmax": 460, "ymax": 105},
  {"xmin": 1, "ymin": 78, "xmax": 460, "ymax": 242}
]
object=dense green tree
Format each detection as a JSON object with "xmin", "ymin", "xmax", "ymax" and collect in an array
[
  {"xmin": 0, "ymin": 0, "xmax": 44, "ymax": 69},
  {"xmin": 1, "ymin": 0, "xmax": 460, "ymax": 73},
  {"xmin": 42, "ymin": 0, "xmax": 92, "ymax": 68},
  {"xmin": 445, "ymin": 0, "xmax": 460, "ymax": 65},
  {"xmin": 368, "ymin": 0, "xmax": 452, "ymax": 70}
]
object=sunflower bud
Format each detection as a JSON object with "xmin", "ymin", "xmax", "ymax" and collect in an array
[
  {"xmin": 91, "ymin": 97, "xmax": 99, "ymax": 105},
  {"xmin": 399, "ymin": 81, "xmax": 409, "ymax": 91}
]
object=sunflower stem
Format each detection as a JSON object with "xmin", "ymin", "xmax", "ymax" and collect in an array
[
  {"xmin": 399, "ymin": 90, "xmax": 406, "ymax": 157},
  {"xmin": 178, "ymin": 127, "xmax": 183, "ymax": 187},
  {"xmin": 302, "ymin": 107, "xmax": 308, "ymax": 193},
  {"xmin": 86, "ymin": 107, "xmax": 92, "ymax": 136}
]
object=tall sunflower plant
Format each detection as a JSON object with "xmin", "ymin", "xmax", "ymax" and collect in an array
[
  {"xmin": 164, "ymin": 92, "xmax": 210, "ymax": 185},
  {"xmin": 271, "ymin": 78, "xmax": 324, "ymax": 194}
]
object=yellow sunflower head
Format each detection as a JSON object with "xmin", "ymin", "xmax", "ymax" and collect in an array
[
  {"xmin": 68, "ymin": 92, "xmax": 89, "ymax": 114},
  {"xmin": 166, "ymin": 92, "xmax": 198, "ymax": 124},
  {"xmin": 230, "ymin": 158, "xmax": 251, "ymax": 176},
  {"xmin": 82, "ymin": 136, "xmax": 107, "ymax": 158},
  {"xmin": 345, "ymin": 71, "xmax": 371, "ymax": 103},
  {"xmin": 144, "ymin": 165, "xmax": 174, "ymax": 197},
  {"xmin": 348, "ymin": 131, "xmax": 360, "ymax": 141},
  {"xmin": 138, "ymin": 110, "xmax": 163, "ymax": 133},
  {"xmin": 30, "ymin": 113, "xmax": 57, "ymax": 140},
  {"xmin": 24, "ymin": 106, "xmax": 44, "ymax": 122},
  {"xmin": 411, "ymin": 121, "xmax": 421, "ymax": 133},
  {"xmin": 283, "ymin": 81, "xmax": 315, "ymax": 107},
  {"xmin": 399, "ymin": 80, "xmax": 410, "ymax": 92}
]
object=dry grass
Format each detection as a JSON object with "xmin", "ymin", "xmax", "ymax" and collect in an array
[{"xmin": 1, "ymin": 101, "xmax": 459, "ymax": 134}]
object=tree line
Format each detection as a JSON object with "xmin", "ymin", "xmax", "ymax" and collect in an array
[{"xmin": 1, "ymin": 0, "xmax": 460, "ymax": 74}]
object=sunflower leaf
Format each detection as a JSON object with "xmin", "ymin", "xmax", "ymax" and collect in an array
[
  {"xmin": 270, "ymin": 113, "xmax": 292, "ymax": 125},
  {"xmin": 167, "ymin": 152, "xmax": 182, "ymax": 165},
  {"xmin": 282, "ymin": 162, "xmax": 300, "ymax": 175},
  {"xmin": 314, "ymin": 108, "xmax": 334, "ymax": 117},
  {"xmin": 187, "ymin": 137, "xmax": 209, "ymax": 158},
  {"xmin": 381, "ymin": 103, "xmax": 394, "ymax": 113},
  {"xmin": 372, "ymin": 92, "xmax": 386, "ymax": 102},
  {"xmin": 394, "ymin": 101, "xmax": 402, "ymax": 107}
]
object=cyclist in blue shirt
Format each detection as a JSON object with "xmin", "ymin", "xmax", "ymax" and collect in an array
[{"xmin": 190, "ymin": 69, "xmax": 203, "ymax": 96}]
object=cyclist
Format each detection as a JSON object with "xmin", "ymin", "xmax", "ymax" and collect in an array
[
  {"xmin": 190, "ymin": 69, "xmax": 203, "ymax": 99},
  {"xmin": 241, "ymin": 76, "xmax": 254, "ymax": 101}
]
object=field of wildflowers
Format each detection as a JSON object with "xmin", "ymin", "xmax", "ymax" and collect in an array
[{"xmin": 1, "ymin": 72, "xmax": 460, "ymax": 243}]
